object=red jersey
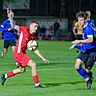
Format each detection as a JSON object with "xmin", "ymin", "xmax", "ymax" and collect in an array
[{"xmin": 15, "ymin": 26, "xmax": 36, "ymax": 53}]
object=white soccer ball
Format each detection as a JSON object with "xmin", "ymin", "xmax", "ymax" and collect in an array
[{"xmin": 27, "ymin": 40, "xmax": 38, "ymax": 51}]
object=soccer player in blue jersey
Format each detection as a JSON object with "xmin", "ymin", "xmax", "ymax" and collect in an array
[
  {"xmin": 72, "ymin": 11, "xmax": 96, "ymax": 89},
  {"xmin": 0, "ymin": 8, "xmax": 17, "ymax": 58},
  {"xmin": 70, "ymin": 11, "xmax": 95, "ymax": 51}
]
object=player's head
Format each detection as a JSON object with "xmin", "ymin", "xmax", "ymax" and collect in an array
[
  {"xmin": 76, "ymin": 11, "xmax": 87, "ymax": 27},
  {"xmin": 29, "ymin": 21, "xmax": 39, "ymax": 34}
]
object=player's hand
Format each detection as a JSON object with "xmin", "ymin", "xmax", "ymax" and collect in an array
[
  {"xmin": 72, "ymin": 40, "xmax": 81, "ymax": 44},
  {"xmin": 42, "ymin": 58, "xmax": 49, "ymax": 64},
  {"xmin": 7, "ymin": 8, "xmax": 14, "ymax": 19},
  {"xmin": 8, "ymin": 28, "xmax": 13, "ymax": 31}
]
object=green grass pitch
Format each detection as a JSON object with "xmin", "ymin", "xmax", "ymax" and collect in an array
[{"xmin": 0, "ymin": 40, "xmax": 96, "ymax": 96}]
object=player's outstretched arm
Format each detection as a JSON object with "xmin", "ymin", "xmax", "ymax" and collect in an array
[
  {"xmin": 7, "ymin": 8, "xmax": 15, "ymax": 28},
  {"xmin": 34, "ymin": 49, "xmax": 49, "ymax": 64},
  {"xmin": 7, "ymin": 8, "xmax": 19, "ymax": 31}
]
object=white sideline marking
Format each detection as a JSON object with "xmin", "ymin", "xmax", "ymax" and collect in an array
[
  {"xmin": 0, "ymin": 60, "xmax": 75, "ymax": 64},
  {"xmin": 0, "ymin": 67, "xmax": 73, "ymax": 73},
  {"xmin": 37, "ymin": 67, "xmax": 73, "ymax": 71}
]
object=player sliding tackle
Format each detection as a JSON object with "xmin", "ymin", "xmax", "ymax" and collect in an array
[{"xmin": 0, "ymin": 9, "xmax": 49, "ymax": 88}]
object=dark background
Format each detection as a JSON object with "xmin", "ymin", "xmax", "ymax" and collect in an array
[{"xmin": 0, "ymin": 0, "xmax": 96, "ymax": 28}]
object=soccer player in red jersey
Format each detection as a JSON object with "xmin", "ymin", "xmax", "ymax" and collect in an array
[{"xmin": 0, "ymin": 9, "xmax": 49, "ymax": 88}]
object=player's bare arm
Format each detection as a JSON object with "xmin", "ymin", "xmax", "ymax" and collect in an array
[
  {"xmin": 7, "ymin": 8, "xmax": 15, "ymax": 28},
  {"xmin": 7, "ymin": 8, "xmax": 20, "ymax": 32},
  {"xmin": 72, "ymin": 37, "xmax": 93, "ymax": 44},
  {"xmin": 34, "ymin": 49, "xmax": 49, "ymax": 64}
]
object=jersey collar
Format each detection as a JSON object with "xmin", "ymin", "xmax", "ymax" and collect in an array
[{"xmin": 83, "ymin": 22, "xmax": 88, "ymax": 28}]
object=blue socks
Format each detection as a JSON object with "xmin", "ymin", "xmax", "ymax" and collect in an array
[{"xmin": 76, "ymin": 67, "xmax": 89, "ymax": 80}]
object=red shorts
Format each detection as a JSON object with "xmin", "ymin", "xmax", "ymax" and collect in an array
[{"xmin": 14, "ymin": 51, "xmax": 31, "ymax": 67}]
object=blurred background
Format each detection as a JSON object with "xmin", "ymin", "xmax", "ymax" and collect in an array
[{"xmin": 0, "ymin": 0, "xmax": 96, "ymax": 41}]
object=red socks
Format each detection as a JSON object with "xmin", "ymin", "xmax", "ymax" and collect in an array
[
  {"xmin": 6, "ymin": 71, "xmax": 15, "ymax": 78},
  {"xmin": 33, "ymin": 75, "xmax": 39, "ymax": 84}
]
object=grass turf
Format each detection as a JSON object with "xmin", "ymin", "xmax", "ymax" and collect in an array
[{"xmin": 0, "ymin": 40, "xmax": 96, "ymax": 96}]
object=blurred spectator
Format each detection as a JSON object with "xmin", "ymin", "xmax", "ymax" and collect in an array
[
  {"xmin": 53, "ymin": 20, "xmax": 60, "ymax": 40},
  {"xmin": 40, "ymin": 25, "xmax": 47, "ymax": 39},
  {"xmin": 70, "ymin": 20, "xmax": 76, "ymax": 41},
  {"xmin": 45, "ymin": 25, "xmax": 54, "ymax": 40},
  {"xmin": 72, "ymin": 20, "xmax": 82, "ymax": 40},
  {"xmin": 37, "ymin": 25, "xmax": 46, "ymax": 40}
]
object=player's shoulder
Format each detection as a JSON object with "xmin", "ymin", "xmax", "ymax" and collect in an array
[
  {"xmin": 2, "ymin": 19, "xmax": 9, "ymax": 24},
  {"xmin": 75, "ymin": 21, "xmax": 78, "ymax": 24},
  {"xmin": 74, "ymin": 22, "xmax": 79, "ymax": 26},
  {"xmin": 19, "ymin": 26, "xmax": 29, "ymax": 31},
  {"xmin": 84, "ymin": 23, "xmax": 94, "ymax": 32},
  {"xmin": 90, "ymin": 18, "xmax": 94, "ymax": 22}
]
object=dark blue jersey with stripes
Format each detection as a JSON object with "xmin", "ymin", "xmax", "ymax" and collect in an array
[
  {"xmin": 0, "ymin": 19, "xmax": 17, "ymax": 40},
  {"xmin": 81, "ymin": 23, "xmax": 96, "ymax": 53},
  {"xmin": 87, "ymin": 18, "xmax": 94, "ymax": 27}
]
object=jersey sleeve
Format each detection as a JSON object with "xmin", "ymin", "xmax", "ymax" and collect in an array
[
  {"xmin": 0, "ymin": 23, "xmax": 9, "ymax": 32},
  {"xmin": 86, "ymin": 26, "xmax": 94, "ymax": 37}
]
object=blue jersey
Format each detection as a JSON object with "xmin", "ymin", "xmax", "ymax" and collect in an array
[
  {"xmin": 81, "ymin": 23, "xmax": 96, "ymax": 52},
  {"xmin": 0, "ymin": 19, "xmax": 17, "ymax": 40}
]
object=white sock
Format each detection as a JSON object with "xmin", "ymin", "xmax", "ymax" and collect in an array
[
  {"xmin": 85, "ymin": 77, "xmax": 89, "ymax": 81},
  {"xmin": 5, "ymin": 74, "xmax": 7, "ymax": 79},
  {"xmin": 35, "ymin": 83, "xmax": 40, "ymax": 86},
  {"xmin": 15, "ymin": 62, "xmax": 18, "ymax": 66}
]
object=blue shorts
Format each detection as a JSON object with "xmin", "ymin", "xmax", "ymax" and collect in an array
[
  {"xmin": 4, "ymin": 39, "xmax": 16, "ymax": 49},
  {"xmin": 77, "ymin": 52, "xmax": 96, "ymax": 70}
]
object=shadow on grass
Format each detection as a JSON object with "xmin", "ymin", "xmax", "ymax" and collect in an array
[
  {"xmin": 44, "ymin": 81, "xmax": 96, "ymax": 90},
  {"xmin": 4, "ymin": 80, "xmax": 96, "ymax": 90},
  {"xmin": 44, "ymin": 80, "xmax": 84, "ymax": 87}
]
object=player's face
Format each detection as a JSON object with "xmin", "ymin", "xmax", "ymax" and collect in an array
[
  {"xmin": 30, "ymin": 23, "xmax": 38, "ymax": 33},
  {"xmin": 77, "ymin": 17, "xmax": 85, "ymax": 27}
]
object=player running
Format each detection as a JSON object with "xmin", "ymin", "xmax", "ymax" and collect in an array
[
  {"xmin": 70, "ymin": 11, "xmax": 95, "ymax": 51},
  {"xmin": 72, "ymin": 11, "xmax": 96, "ymax": 89}
]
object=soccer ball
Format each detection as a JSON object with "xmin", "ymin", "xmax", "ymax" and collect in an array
[{"xmin": 27, "ymin": 40, "xmax": 38, "ymax": 51}]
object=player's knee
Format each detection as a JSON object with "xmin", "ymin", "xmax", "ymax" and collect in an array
[
  {"xmin": 85, "ymin": 68, "xmax": 90, "ymax": 73},
  {"xmin": 18, "ymin": 67, "xmax": 25, "ymax": 73},
  {"xmin": 20, "ymin": 68, "xmax": 26, "ymax": 73},
  {"xmin": 28, "ymin": 60, "xmax": 36, "ymax": 68},
  {"xmin": 32, "ymin": 61, "xmax": 36, "ymax": 67},
  {"xmin": 75, "ymin": 64, "xmax": 80, "ymax": 69},
  {"xmin": 75, "ymin": 59, "xmax": 81, "ymax": 69}
]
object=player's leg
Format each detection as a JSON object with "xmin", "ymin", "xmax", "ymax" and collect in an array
[
  {"xmin": 84, "ymin": 54, "xmax": 95, "ymax": 89},
  {"xmin": 75, "ymin": 58, "xmax": 92, "ymax": 89},
  {"xmin": 10, "ymin": 39, "xmax": 18, "ymax": 66},
  {"xmin": 0, "ymin": 40, "xmax": 10, "ymax": 57},
  {"xmin": 75, "ymin": 58, "xmax": 89, "ymax": 81},
  {"xmin": 0, "ymin": 66, "xmax": 25, "ymax": 85},
  {"xmin": 27, "ymin": 60, "xmax": 43, "ymax": 88},
  {"xmin": 75, "ymin": 52, "xmax": 89, "ymax": 80},
  {"xmin": 10, "ymin": 39, "xmax": 16, "ymax": 52},
  {"xmin": 12, "ymin": 45, "xmax": 18, "ymax": 66}
]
